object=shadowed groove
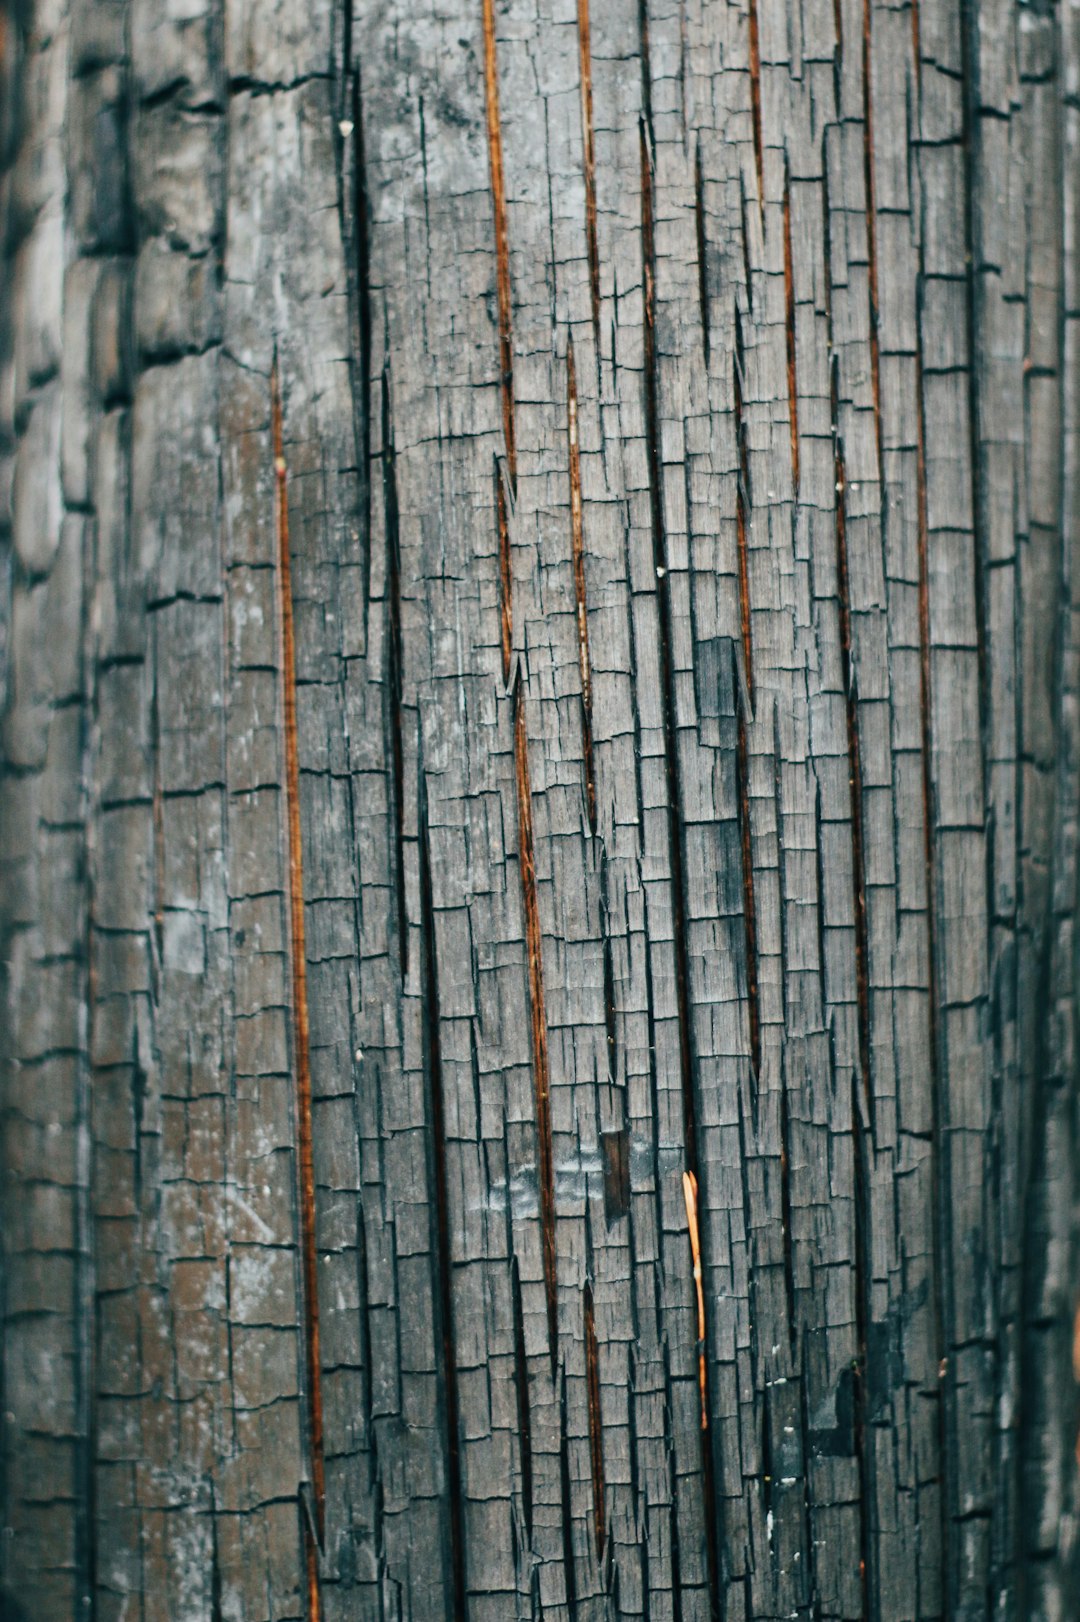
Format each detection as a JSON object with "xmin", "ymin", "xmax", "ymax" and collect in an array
[
  {"xmin": 483, "ymin": 0, "xmax": 516, "ymax": 485},
  {"xmin": 695, "ymin": 138, "xmax": 710, "ymax": 367},
  {"xmin": 734, "ymin": 661, "xmax": 761, "ymax": 1083},
  {"xmin": 830, "ymin": 407, "xmax": 872, "ymax": 1122},
  {"xmin": 566, "ymin": 339, "xmax": 597, "ymax": 830},
  {"xmin": 418, "ymin": 767, "xmax": 468, "ymax": 1618},
  {"xmin": 270, "ymin": 360, "xmax": 325, "ymax": 1555},
  {"xmin": 511, "ymin": 1256, "xmax": 534, "ymax": 1543},
  {"xmin": 782, "ymin": 167, "xmax": 799, "ymax": 497},
  {"xmin": 850, "ymin": 1081, "xmax": 873, "ymax": 1621},
  {"xmin": 914, "ymin": 331, "xmax": 953, "ymax": 1606},
  {"xmin": 576, "ymin": 0, "xmax": 601, "ymax": 348},
  {"xmin": 861, "ymin": 0, "xmax": 883, "ymax": 476},
  {"xmin": 640, "ymin": 100, "xmax": 723, "ymax": 1622},
  {"xmin": 823, "ymin": 182, "xmax": 872, "ymax": 1124},
  {"xmin": 514, "ymin": 681, "xmax": 559, "ymax": 1366},
  {"xmin": 747, "ymin": 0, "xmax": 764, "ymax": 216},
  {"xmin": 733, "ymin": 304, "xmax": 755, "ymax": 706},
  {"xmin": 583, "ymin": 1281, "xmax": 606, "ymax": 1559},
  {"xmin": 381, "ymin": 370, "xmax": 408, "ymax": 980},
  {"xmin": 495, "ymin": 460, "xmax": 513, "ymax": 685},
  {"xmin": 558, "ymin": 1364, "xmax": 579, "ymax": 1611}
]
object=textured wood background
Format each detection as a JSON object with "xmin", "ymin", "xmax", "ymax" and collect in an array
[{"xmin": 2, "ymin": 0, "xmax": 1079, "ymax": 1617}]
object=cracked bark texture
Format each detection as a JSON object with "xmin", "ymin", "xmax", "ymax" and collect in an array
[{"xmin": 1, "ymin": 0, "xmax": 1079, "ymax": 1618}]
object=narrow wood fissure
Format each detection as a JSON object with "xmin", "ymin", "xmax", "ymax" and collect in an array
[
  {"xmin": 640, "ymin": 102, "xmax": 723, "ymax": 1622},
  {"xmin": 418, "ymin": 769, "xmax": 468, "ymax": 1618},
  {"xmin": 861, "ymin": 0, "xmax": 883, "ymax": 476},
  {"xmin": 778, "ymin": 1081, "xmax": 797, "ymax": 1363},
  {"xmin": 747, "ymin": 0, "xmax": 765, "ymax": 217},
  {"xmin": 483, "ymin": 0, "xmax": 516, "ymax": 487},
  {"xmin": 583, "ymin": 1281, "xmax": 607, "ymax": 1559},
  {"xmin": 483, "ymin": 0, "xmax": 559, "ymax": 1378},
  {"xmin": 733, "ymin": 305, "xmax": 755, "ymax": 706},
  {"xmin": 558, "ymin": 1365, "xmax": 579, "ymax": 1611},
  {"xmin": 270, "ymin": 362, "xmax": 325, "ymax": 1551},
  {"xmin": 850, "ymin": 1081, "xmax": 873, "ymax": 1622},
  {"xmin": 566, "ymin": 339, "xmax": 596, "ymax": 831},
  {"xmin": 351, "ymin": 77, "xmax": 374, "ymax": 618},
  {"xmin": 735, "ymin": 665, "xmax": 761, "ymax": 1087},
  {"xmin": 913, "ymin": 333, "xmax": 953, "ymax": 1602},
  {"xmin": 511, "ymin": 1255, "xmax": 534, "ymax": 1543},
  {"xmin": 514, "ymin": 682, "xmax": 559, "ymax": 1365},
  {"xmin": 576, "ymin": 0, "xmax": 601, "ymax": 348},
  {"xmin": 695, "ymin": 138, "xmax": 710, "ymax": 367},
  {"xmin": 830, "ymin": 416, "xmax": 873, "ymax": 1123},
  {"xmin": 782, "ymin": 168, "xmax": 799, "ymax": 498},
  {"xmin": 496, "ymin": 462, "xmax": 513, "ymax": 685},
  {"xmin": 599, "ymin": 849, "xmax": 619, "ymax": 1086},
  {"xmin": 381, "ymin": 372, "xmax": 409, "ymax": 980}
]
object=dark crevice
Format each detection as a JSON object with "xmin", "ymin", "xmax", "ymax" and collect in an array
[
  {"xmin": 583, "ymin": 1281, "xmax": 606, "ymax": 1560},
  {"xmin": 778, "ymin": 1079, "xmax": 797, "ymax": 1362},
  {"xmin": 851, "ymin": 1080, "xmax": 873, "ymax": 1622},
  {"xmin": 418, "ymin": 766, "xmax": 467, "ymax": 1619},
  {"xmin": 511, "ymin": 1255, "xmax": 534, "ymax": 1544},
  {"xmin": 782, "ymin": 165, "xmax": 799, "ymax": 498},
  {"xmin": 381, "ymin": 370, "xmax": 408, "ymax": 981},
  {"xmin": 914, "ymin": 330, "xmax": 953, "ymax": 1608},
  {"xmin": 733, "ymin": 304, "xmax": 755, "ymax": 706},
  {"xmin": 482, "ymin": 0, "xmax": 516, "ymax": 487},
  {"xmin": 695, "ymin": 138, "xmax": 710, "ymax": 367},
  {"xmin": 576, "ymin": 0, "xmax": 601, "ymax": 348},
  {"xmin": 270, "ymin": 360, "xmax": 325, "ymax": 1548},
  {"xmin": 566, "ymin": 339, "xmax": 596, "ymax": 831},
  {"xmin": 599, "ymin": 848, "xmax": 619, "ymax": 1085},
  {"xmin": 640, "ymin": 85, "xmax": 722, "ymax": 1621},
  {"xmin": 734, "ymin": 650, "xmax": 761, "ymax": 1087},
  {"xmin": 830, "ymin": 394, "xmax": 873, "ymax": 1127},
  {"xmin": 558, "ymin": 1364, "xmax": 579, "ymax": 1612},
  {"xmin": 514, "ymin": 682, "xmax": 559, "ymax": 1369},
  {"xmin": 748, "ymin": 0, "xmax": 765, "ymax": 216},
  {"xmin": 861, "ymin": 0, "xmax": 883, "ymax": 479}
]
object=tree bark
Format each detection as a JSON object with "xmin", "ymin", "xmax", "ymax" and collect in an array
[{"xmin": 2, "ymin": 0, "xmax": 1079, "ymax": 1617}]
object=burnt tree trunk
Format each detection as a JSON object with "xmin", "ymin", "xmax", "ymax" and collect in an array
[{"xmin": 2, "ymin": 0, "xmax": 1079, "ymax": 1617}]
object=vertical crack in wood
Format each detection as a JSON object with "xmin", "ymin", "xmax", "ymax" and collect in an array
[
  {"xmin": 782, "ymin": 166, "xmax": 799, "ymax": 499},
  {"xmin": 640, "ymin": 104, "xmax": 722, "ymax": 1622},
  {"xmin": 831, "ymin": 405, "xmax": 873, "ymax": 1124},
  {"xmin": 583, "ymin": 1281, "xmax": 607, "ymax": 1559},
  {"xmin": 418, "ymin": 767, "xmax": 467, "ymax": 1619},
  {"xmin": 352, "ymin": 78, "xmax": 374, "ymax": 619},
  {"xmin": 305, "ymin": 1521, "xmax": 322, "ymax": 1622},
  {"xmin": 914, "ymin": 335, "xmax": 953, "ymax": 1601},
  {"xmin": 483, "ymin": 0, "xmax": 516, "ymax": 487},
  {"xmin": 271, "ymin": 361, "xmax": 325, "ymax": 1554},
  {"xmin": 740, "ymin": 176, "xmax": 755, "ymax": 315},
  {"xmin": 566, "ymin": 339, "xmax": 596, "ymax": 831},
  {"xmin": 381, "ymin": 370, "xmax": 408, "ymax": 980},
  {"xmin": 733, "ymin": 305, "xmax": 755, "ymax": 706},
  {"xmin": 496, "ymin": 462, "xmax": 513, "ymax": 686},
  {"xmin": 850, "ymin": 1081, "xmax": 873, "ymax": 1621},
  {"xmin": 514, "ymin": 683, "xmax": 559, "ymax": 1367},
  {"xmin": 576, "ymin": 0, "xmax": 601, "ymax": 349},
  {"xmin": 735, "ymin": 654, "xmax": 761, "ymax": 1086},
  {"xmin": 511, "ymin": 1255, "xmax": 534, "ymax": 1544},
  {"xmin": 599, "ymin": 848, "xmax": 619, "ymax": 1085},
  {"xmin": 152, "ymin": 671, "xmax": 164, "ymax": 960},
  {"xmin": 861, "ymin": 0, "xmax": 883, "ymax": 479},
  {"xmin": 682, "ymin": 1172, "xmax": 708, "ymax": 1431},
  {"xmin": 695, "ymin": 138, "xmax": 710, "ymax": 367},
  {"xmin": 558, "ymin": 1364, "xmax": 579, "ymax": 1611},
  {"xmin": 778, "ymin": 1080, "xmax": 797, "ymax": 1363},
  {"xmin": 747, "ymin": 0, "xmax": 765, "ymax": 217}
]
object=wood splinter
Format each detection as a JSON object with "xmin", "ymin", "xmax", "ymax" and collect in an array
[{"xmin": 682, "ymin": 1169, "xmax": 707, "ymax": 1429}]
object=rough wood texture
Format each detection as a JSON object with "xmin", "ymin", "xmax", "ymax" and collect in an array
[{"xmin": 1, "ymin": 0, "xmax": 1078, "ymax": 1617}]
